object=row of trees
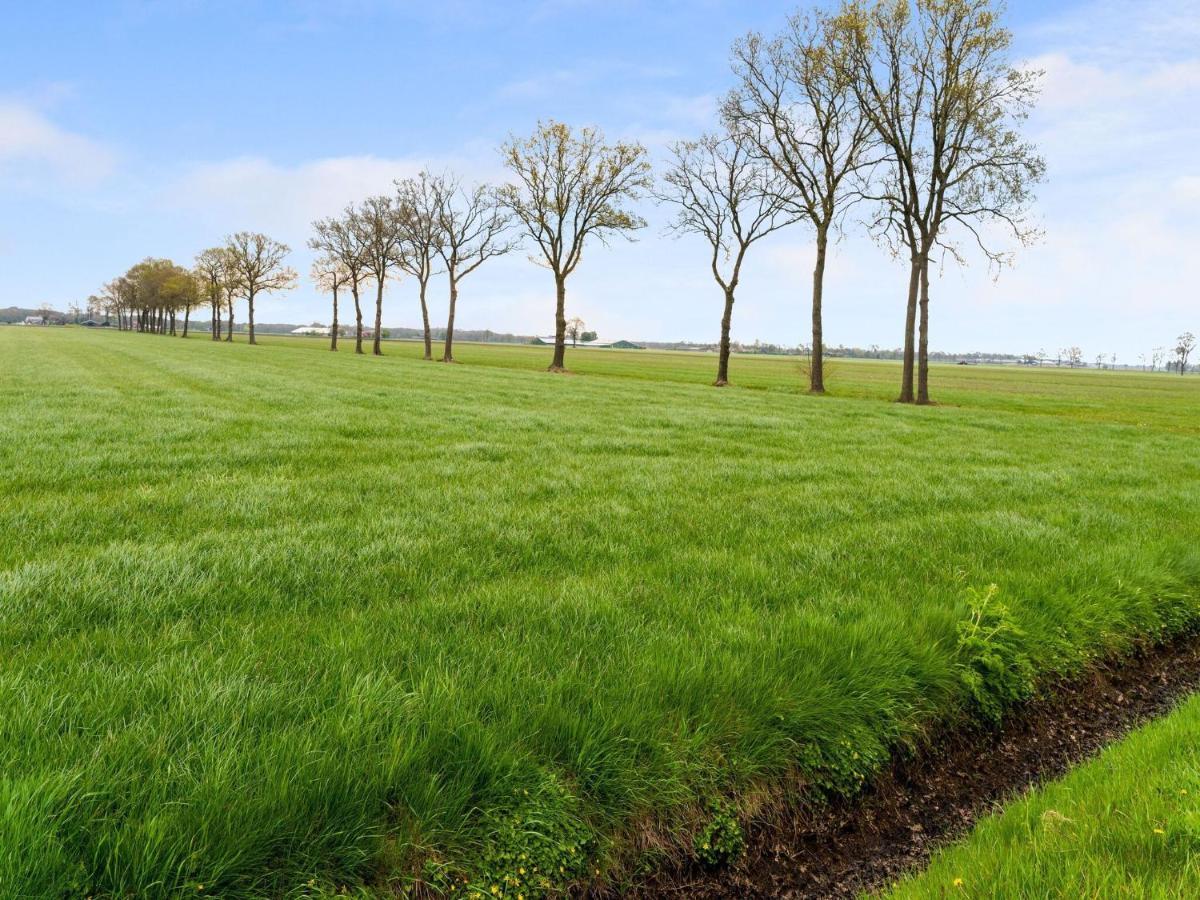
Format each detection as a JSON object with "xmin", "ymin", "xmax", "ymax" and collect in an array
[
  {"xmin": 309, "ymin": 173, "xmax": 514, "ymax": 361},
  {"xmin": 664, "ymin": 0, "xmax": 1044, "ymax": 402},
  {"xmin": 103, "ymin": 233, "xmax": 297, "ymax": 342},
  {"xmin": 99, "ymin": 0, "xmax": 1046, "ymax": 404}
]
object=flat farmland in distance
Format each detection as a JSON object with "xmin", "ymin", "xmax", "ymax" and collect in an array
[{"xmin": 2, "ymin": 327, "xmax": 1199, "ymax": 897}]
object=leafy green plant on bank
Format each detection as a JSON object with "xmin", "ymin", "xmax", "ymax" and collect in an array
[
  {"xmin": 419, "ymin": 775, "xmax": 596, "ymax": 899},
  {"xmin": 955, "ymin": 584, "xmax": 1036, "ymax": 724},
  {"xmin": 693, "ymin": 798, "xmax": 745, "ymax": 867}
]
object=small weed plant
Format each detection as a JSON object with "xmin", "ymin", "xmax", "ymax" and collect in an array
[{"xmin": 955, "ymin": 584, "xmax": 1036, "ymax": 723}]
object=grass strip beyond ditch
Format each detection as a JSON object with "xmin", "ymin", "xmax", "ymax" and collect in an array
[{"xmin": 883, "ymin": 684, "xmax": 1200, "ymax": 898}]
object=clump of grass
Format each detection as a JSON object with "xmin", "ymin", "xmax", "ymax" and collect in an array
[{"xmin": 422, "ymin": 774, "xmax": 596, "ymax": 898}]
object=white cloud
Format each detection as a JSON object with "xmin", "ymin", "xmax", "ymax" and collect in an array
[
  {"xmin": 170, "ymin": 155, "xmax": 425, "ymax": 237},
  {"xmin": 0, "ymin": 100, "xmax": 116, "ymax": 187}
]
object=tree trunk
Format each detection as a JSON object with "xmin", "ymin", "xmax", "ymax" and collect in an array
[
  {"xmin": 372, "ymin": 278, "xmax": 384, "ymax": 356},
  {"xmin": 248, "ymin": 290, "xmax": 257, "ymax": 345},
  {"xmin": 211, "ymin": 302, "xmax": 220, "ymax": 340},
  {"xmin": 419, "ymin": 278, "xmax": 432, "ymax": 360},
  {"xmin": 810, "ymin": 225, "xmax": 829, "ymax": 394},
  {"xmin": 549, "ymin": 273, "xmax": 567, "ymax": 371},
  {"xmin": 715, "ymin": 286, "xmax": 735, "ymax": 386},
  {"xmin": 898, "ymin": 253, "xmax": 921, "ymax": 403},
  {"xmin": 169, "ymin": 311, "xmax": 176, "ymax": 336},
  {"xmin": 330, "ymin": 286, "xmax": 339, "ymax": 351},
  {"xmin": 226, "ymin": 298, "xmax": 234, "ymax": 341},
  {"xmin": 182, "ymin": 307, "xmax": 190, "ymax": 338},
  {"xmin": 442, "ymin": 275, "xmax": 458, "ymax": 362},
  {"xmin": 352, "ymin": 283, "xmax": 363, "ymax": 354},
  {"xmin": 916, "ymin": 257, "xmax": 932, "ymax": 404}
]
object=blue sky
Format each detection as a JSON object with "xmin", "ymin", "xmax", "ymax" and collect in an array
[{"xmin": 2, "ymin": 0, "xmax": 1198, "ymax": 359}]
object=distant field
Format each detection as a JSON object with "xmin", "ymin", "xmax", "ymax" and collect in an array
[
  {"xmin": 283, "ymin": 331, "xmax": 1200, "ymax": 433},
  {"xmin": 2, "ymin": 328, "xmax": 1199, "ymax": 897},
  {"xmin": 885, "ymin": 692, "xmax": 1200, "ymax": 899}
]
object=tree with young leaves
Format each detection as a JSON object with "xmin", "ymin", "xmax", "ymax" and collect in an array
[
  {"xmin": 311, "ymin": 255, "xmax": 348, "ymax": 351},
  {"xmin": 160, "ymin": 269, "xmax": 201, "ymax": 337},
  {"xmin": 726, "ymin": 9, "xmax": 873, "ymax": 393},
  {"xmin": 658, "ymin": 131, "xmax": 799, "ymax": 386},
  {"xmin": 395, "ymin": 172, "xmax": 447, "ymax": 360},
  {"xmin": 841, "ymin": 0, "xmax": 1044, "ymax": 403},
  {"xmin": 310, "ymin": 211, "xmax": 370, "ymax": 353},
  {"xmin": 127, "ymin": 257, "xmax": 179, "ymax": 333},
  {"xmin": 434, "ymin": 177, "xmax": 514, "ymax": 363},
  {"xmin": 223, "ymin": 232, "xmax": 297, "ymax": 345},
  {"xmin": 500, "ymin": 121, "xmax": 652, "ymax": 371}
]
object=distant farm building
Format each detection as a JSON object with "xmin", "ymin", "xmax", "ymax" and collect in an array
[
  {"xmin": 291, "ymin": 326, "xmax": 331, "ymax": 336},
  {"xmin": 23, "ymin": 316, "xmax": 44, "ymax": 326},
  {"xmin": 532, "ymin": 336, "xmax": 643, "ymax": 350}
]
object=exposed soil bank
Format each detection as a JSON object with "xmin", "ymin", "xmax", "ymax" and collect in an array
[{"xmin": 625, "ymin": 632, "xmax": 1200, "ymax": 899}]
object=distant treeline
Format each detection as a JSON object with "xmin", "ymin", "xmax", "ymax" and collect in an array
[
  {"xmin": 1, "ymin": 306, "xmax": 68, "ymax": 324},
  {"xmin": 187, "ymin": 321, "xmax": 538, "ymax": 345},
  {"xmin": 639, "ymin": 340, "xmax": 1027, "ymax": 362}
]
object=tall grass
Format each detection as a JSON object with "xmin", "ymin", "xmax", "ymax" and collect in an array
[{"xmin": 2, "ymin": 329, "xmax": 1199, "ymax": 896}]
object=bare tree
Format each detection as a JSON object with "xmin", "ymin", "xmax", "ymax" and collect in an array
[
  {"xmin": 311, "ymin": 254, "xmax": 348, "ymax": 351},
  {"xmin": 352, "ymin": 195, "xmax": 405, "ymax": 356},
  {"xmin": 101, "ymin": 277, "xmax": 131, "ymax": 330},
  {"xmin": 195, "ymin": 247, "xmax": 232, "ymax": 341},
  {"xmin": 500, "ymin": 120, "xmax": 652, "ymax": 371},
  {"xmin": 395, "ymin": 172, "xmax": 447, "ymax": 360},
  {"xmin": 311, "ymin": 212, "xmax": 370, "ymax": 353},
  {"xmin": 843, "ymin": 0, "xmax": 1045, "ymax": 403},
  {"xmin": 658, "ymin": 132, "xmax": 799, "ymax": 386},
  {"xmin": 1175, "ymin": 332, "xmax": 1196, "ymax": 375},
  {"xmin": 726, "ymin": 9, "xmax": 873, "ymax": 393},
  {"xmin": 434, "ymin": 178, "xmax": 514, "ymax": 362},
  {"xmin": 223, "ymin": 232, "xmax": 297, "ymax": 345},
  {"xmin": 565, "ymin": 316, "xmax": 586, "ymax": 347},
  {"xmin": 1151, "ymin": 346, "xmax": 1166, "ymax": 373},
  {"xmin": 222, "ymin": 264, "xmax": 243, "ymax": 342}
]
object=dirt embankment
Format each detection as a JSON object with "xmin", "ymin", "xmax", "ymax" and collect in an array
[{"xmin": 627, "ymin": 634, "xmax": 1200, "ymax": 899}]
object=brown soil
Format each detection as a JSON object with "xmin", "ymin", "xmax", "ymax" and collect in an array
[{"xmin": 625, "ymin": 633, "xmax": 1200, "ymax": 899}]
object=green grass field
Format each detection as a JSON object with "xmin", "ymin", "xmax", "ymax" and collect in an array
[
  {"xmin": 2, "ymin": 328, "xmax": 1199, "ymax": 897},
  {"xmin": 883, "ymin": 692, "xmax": 1200, "ymax": 899}
]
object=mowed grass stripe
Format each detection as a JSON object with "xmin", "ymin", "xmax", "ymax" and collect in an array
[{"xmin": 1, "ymin": 328, "xmax": 1199, "ymax": 897}]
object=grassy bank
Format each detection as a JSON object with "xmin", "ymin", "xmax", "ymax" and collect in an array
[
  {"xmin": 2, "ymin": 328, "xmax": 1199, "ymax": 897},
  {"xmin": 882, "ymin": 692, "xmax": 1200, "ymax": 898}
]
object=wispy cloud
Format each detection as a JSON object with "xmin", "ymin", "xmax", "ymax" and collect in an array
[
  {"xmin": 497, "ymin": 59, "xmax": 679, "ymax": 101},
  {"xmin": 0, "ymin": 100, "xmax": 116, "ymax": 188}
]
